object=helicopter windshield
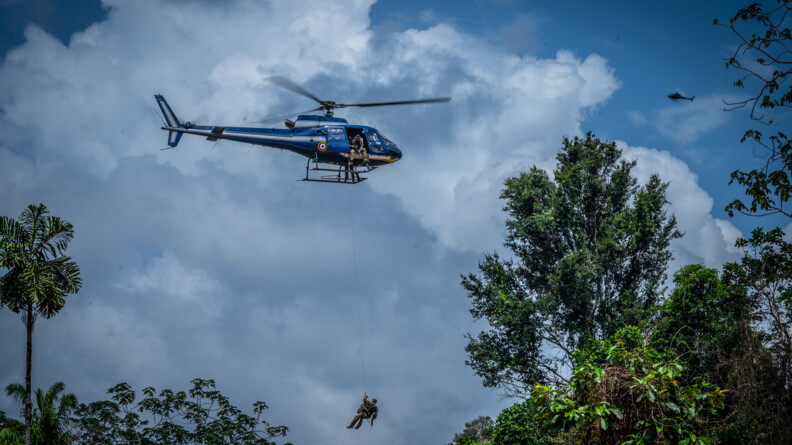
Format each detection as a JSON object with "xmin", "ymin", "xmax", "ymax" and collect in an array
[{"xmin": 374, "ymin": 130, "xmax": 394, "ymax": 146}]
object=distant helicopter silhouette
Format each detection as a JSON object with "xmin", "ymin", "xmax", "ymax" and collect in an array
[{"xmin": 667, "ymin": 91, "xmax": 694, "ymax": 102}]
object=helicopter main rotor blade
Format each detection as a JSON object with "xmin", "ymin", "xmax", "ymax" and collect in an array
[
  {"xmin": 340, "ymin": 97, "xmax": 452, "ymax": 108},
  {"xmin": 266, "ymin": 76, "xmax": 326, "ymax": 105}
]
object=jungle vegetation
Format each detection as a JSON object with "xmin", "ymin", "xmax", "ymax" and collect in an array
[{"xmin": 451, "ymin": 2, "xmax": 792, "ymax": 443}]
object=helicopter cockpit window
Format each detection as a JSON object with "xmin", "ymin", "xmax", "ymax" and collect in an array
[
  {"xmin": 366, "ymin": 130, "xmax": 381, "ymax": 145},
  {"xmin": 377, "ymin": 131, "xmax": 395, "ymax": 146},
  {"xmin": 366, "ymin": 130, "xmax": 385, "ymax": 154},
  {"xmin": 327, "ymin": 126, "xmax": 347, "ymax": 142}
]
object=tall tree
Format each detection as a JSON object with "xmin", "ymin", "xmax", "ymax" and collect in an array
[
  {"xmin": 463, "ymin": 134, "xmax": 681, "ymax": 395},
  {"xmin": 716, "ymin": 0, "xmax": 792, "ymax": 218},
  {"xmin": 0, "ymin": 204, "xmax": 82, "ymax": 445}
]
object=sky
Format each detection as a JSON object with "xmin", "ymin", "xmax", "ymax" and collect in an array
[{"xmin": 0, "ymin": 0, "xmax": 788, "ymax": 444}]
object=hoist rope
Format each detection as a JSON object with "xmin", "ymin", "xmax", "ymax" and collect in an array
[{"xmin": 347, "ymin": 187, "xmax": 367, "ymax": 395}]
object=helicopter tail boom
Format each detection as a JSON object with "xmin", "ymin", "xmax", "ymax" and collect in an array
[{"xmin": 155, "ymin": 94, "xmax": 184, "ymax": 147}]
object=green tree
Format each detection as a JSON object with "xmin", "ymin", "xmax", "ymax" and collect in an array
[
  {"xmin": 716, "ymin": 0, "xmax": 792, "ymax": 218},
  {"xmin": 447, "ymin": 415, "xmax": 494, "ymax": 445},
  {"xmin": 489, "ymin": 402, "xmax": 545, "ymax": 445},
  {"xmin": 0, "ymin": 204, "xmax": 82, "ymax": 445},
  {"xmin": 731, "ymin": 228, "xmax": 792, "ymax": 386},
  {"xmin": 6, "ymin": 382, "xmax": 78, "ymax": 445},
  {"xmin": 716, "ymin": 228, "xmax": 791, "ymax": 443},
  {"xmin": 651, "ymin": 265, "xmax": 736, "ymax": 381},
  {"xmin": 70, "ymin": 378, "xmax": 291, "ymax": 445},
  {"xmin": 0, "ymin": 411, "xmax": 23, "ymax": 445},
  {"xmin": 649, "ymin": 231, "xmax": 792, "ymax": 443},
  {"xmin": 531, "ymin": 327, "xmax": 726, "ymax": 445},
  {"xmin": 463, "ymin": 134, "xmax": 681, "ymax": 395},
  {"xmin": 0, "ymin": 429, "xmax": 22, "ymax": 445}
]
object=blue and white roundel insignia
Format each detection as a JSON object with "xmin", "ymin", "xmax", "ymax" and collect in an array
[{"xmin": 318, "ymin": 142, "xmax": 328, "ymax": 151}]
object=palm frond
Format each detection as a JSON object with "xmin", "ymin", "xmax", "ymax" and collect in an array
[
  {"xmin": 5, "ymin": 384, "xmax": 26, "ymax": 406},
  {"xmin": 34, "ymin": 388, "xmax": 45, "ymax": 413},
  {"xmin": 0, "ymin": 217, "xmax": 27, "ymax": 269},
  {"xmin": 0, "ymin": 426, "xmax": 23, "ymax": 445},
  {"xmin": 36, "ymin": 258, "xmax": 82, "ymax": 319},
  {"xmin": 33, "ymin": 217, "xmax": 74, "ymax": 262}
]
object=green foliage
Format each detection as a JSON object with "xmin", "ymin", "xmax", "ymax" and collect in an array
[
  {"xmin": 726, "ymin": 130, "xmax": 792, "ymax": 218},
  {"xmin": 723, "ymin": 227, "xmax": 792, "ymax": 392},
  {"xmin": 463, "ymin": 134, "xmax": 681, "ymax": 394},
  {"xmin": 637, "ymin": 229, "xmax": 792, "ymax": 444},
  {"xmin": 651, "ymin": 265, "xmax": 736, "ymax": 381},
  {"xmin": 0, "ymin": 204, "xmax": 82, "ymax": 445},
  {"xmin": 0, "ymin": 411, "xmax": 23, "ymax": 431},
  {"xmin": 447, "ymin": 415, "xmax": 494, "ymax": 445},
  {"xmin": 716, "ymin": 1, "xmax": 792, "ymax": 218},
  {"xmin": 489, "ymin": 402, "xmax": 545, "ymax": 445},
  {"xmin": 714, "ymin": 228, "xmax": 792, "ymax": 443},
  {"xmin": 0, "ymin": 411, "xmax": 23, "ymax": 445},
  {"xmin": 530, "ymin": 328, "xmax": 725, "ymax": 445},
  {"xmin": 0, "ymin": 429, "xmax": 22, "ymax": 445},
  {"xmin": 5, "ymin": 382, "xmax": 77, "ymax": 445},
  {"xmin": 0, "ymin": 204, "xmax": 82, "ymax": 317},
  {"xmin": 70, "ymin": 378, "xmax": 291, "ymax": 445}
]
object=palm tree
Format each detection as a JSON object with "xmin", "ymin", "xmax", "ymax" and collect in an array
[
  {"xmin": 0, "ymin": 204, "xmax": 82, "ymax": 445},
  {"xmin": 6, "ymin": 382, "xmax": 78, "ymax": 445}
]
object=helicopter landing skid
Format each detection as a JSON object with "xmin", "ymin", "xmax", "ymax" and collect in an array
[{"xmin": 300, "ymin": 158, "xmax": 377, "ymax": 184}]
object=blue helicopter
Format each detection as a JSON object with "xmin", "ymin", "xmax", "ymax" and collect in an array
[{"xmin": 155, "ymin": 77, "xmax": 451, "ymax": 183}]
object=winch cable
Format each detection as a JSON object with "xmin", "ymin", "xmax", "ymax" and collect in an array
[{"xmin": 348, "ymin": 187, "xmax": 367, "ymax": 395}]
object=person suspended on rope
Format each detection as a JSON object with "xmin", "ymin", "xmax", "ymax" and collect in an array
[{"xmin": 346, "ymin": 394, "xmax": 378, "ymax": 429}]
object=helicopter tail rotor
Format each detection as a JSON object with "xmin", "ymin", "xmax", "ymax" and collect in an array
[{"xmin": 154, "ymin": 94, "xmax": 184, "ymax": 147}]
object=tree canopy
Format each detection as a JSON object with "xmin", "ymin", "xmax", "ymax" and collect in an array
[
  {"xmin": 70, "ymin": 378, "xmax": 291, "ymax": 445},
  {"xmin": 463, "ymin": 133, "xmax": 681, "ymax": 395}
]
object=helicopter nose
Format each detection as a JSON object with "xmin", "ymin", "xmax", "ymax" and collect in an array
[{"xmin": 389, "ymin": 147, "xmax": 402, "ymax": 162}]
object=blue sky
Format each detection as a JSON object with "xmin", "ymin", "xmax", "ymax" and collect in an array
[
  {"xmin": 368, "ymin": 0, "xmax": 787, "ymax": 232},
  {"xmin": 0, "ymin": 1, "xmax": 787, "ymax": 444}
]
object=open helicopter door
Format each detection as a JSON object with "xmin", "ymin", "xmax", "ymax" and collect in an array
[
  {"xmin": 345, "ymin": 127, "xmax": 369, "ymax": 161},
  {"xmin": 300, "ymin": 127, "xmax": 376, "ymax": 184}
]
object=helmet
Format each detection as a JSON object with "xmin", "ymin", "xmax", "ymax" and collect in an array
[{"xmin": 372, "ymin": 398, "xmax": 377, "ymax": 403}]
